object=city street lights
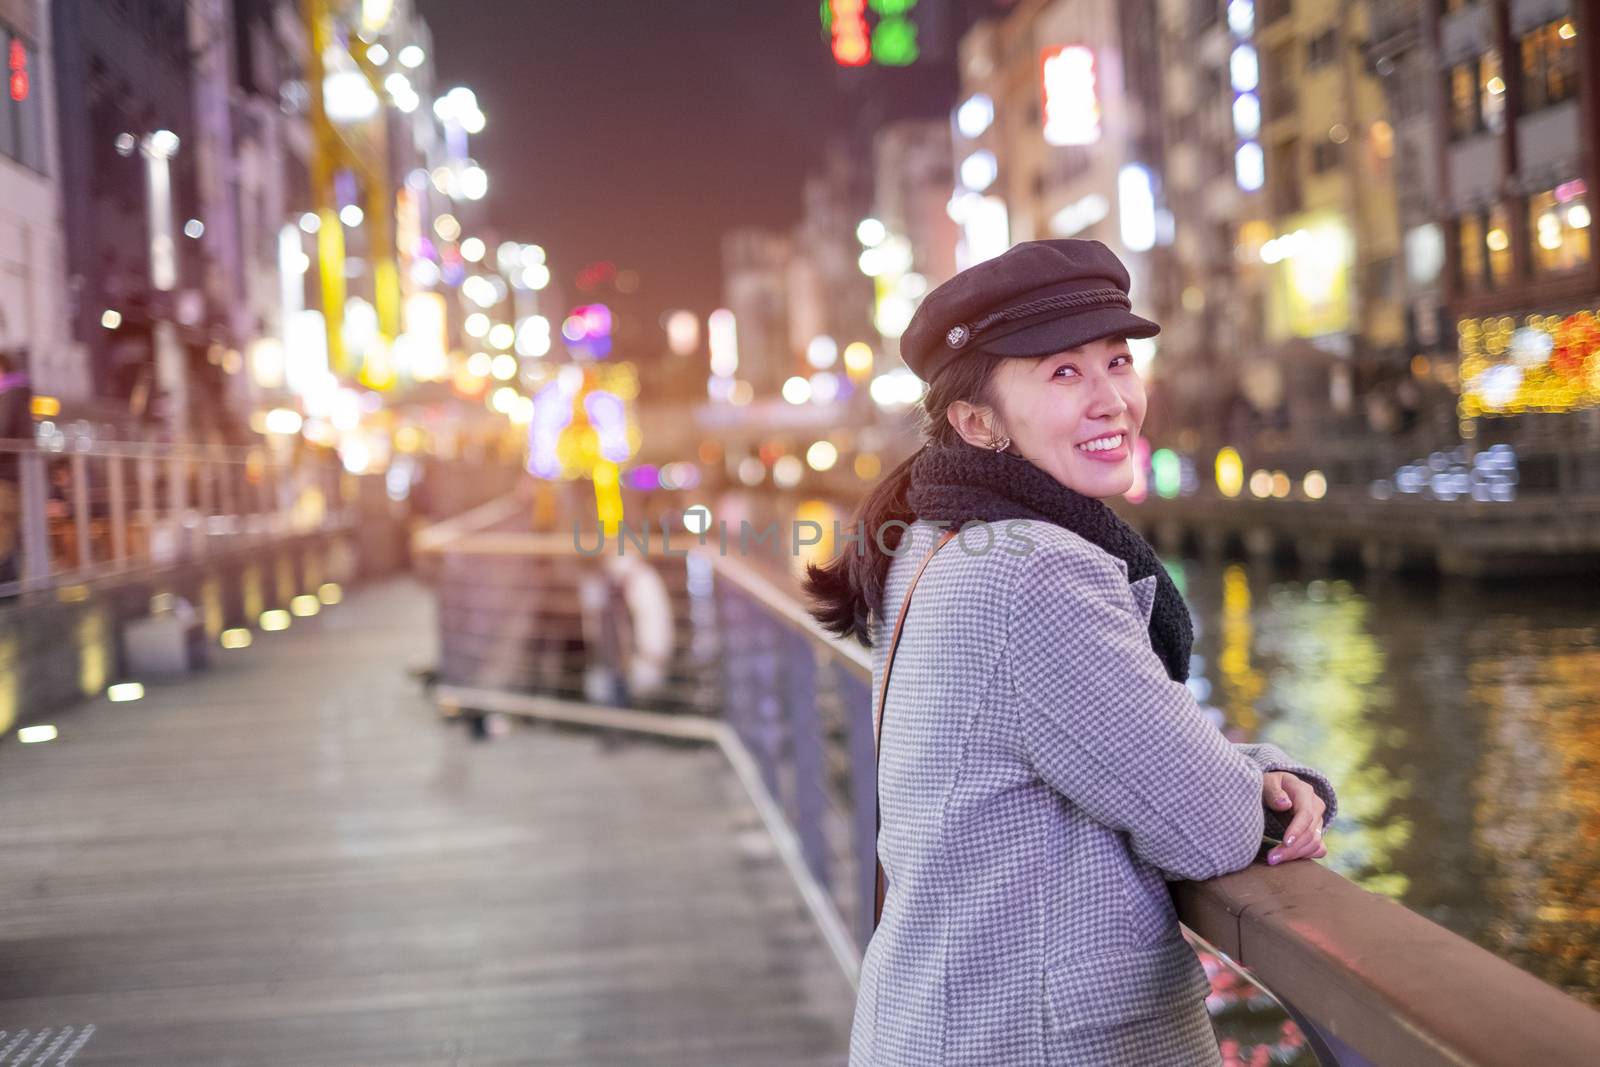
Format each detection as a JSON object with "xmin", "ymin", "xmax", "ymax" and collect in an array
[
  {"xmin": 432, "ymin": 87, "xmax": 487, "ymax": 201},
  {"xmin": 140, "ymin": 129, "xmax": 186, "ymax": 433}
]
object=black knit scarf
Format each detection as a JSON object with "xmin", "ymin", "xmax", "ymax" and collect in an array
[{"xmin": 905, "ymin": 440, "xmax": 1194, "ymax": 682}]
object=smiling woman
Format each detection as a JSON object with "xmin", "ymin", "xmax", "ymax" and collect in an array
[
  {"xmin": 948, "ymin": 334, "xmax": 1146, "ymax": 499},
  {"xmin": 802, "ymin": 239, "xmax": 1338, "ymax": 1067}
]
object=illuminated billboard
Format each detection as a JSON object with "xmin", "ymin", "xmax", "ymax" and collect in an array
[
  {"xmin": 1265, "ymin": 211, "xmax": 1352, "ymax": 339},
  {"xmin": 1041, "ymin": 45, "xmax": 1100, "ymax": 146},
  {"xmin": 1459, "ymin": 310, "xmax": 1600, "ymax": 417}
]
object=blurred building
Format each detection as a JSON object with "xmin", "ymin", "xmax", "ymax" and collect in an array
[
  {"xmin": 1152, "ymin": 0, "xmax": 1270, "ymax": 447},
  {"xmin": 1151, "ymin": 0, "xmax": 1409, "ymax": 449},
  {"xmin": 951, "ymin": 0, "xmax": 1166, "ymax": 336},
  {"xmin": 52, "ymin": 0, "xmax": 220, "ymax": 436},
  {"xmin": 1367, "ymin": 0, "xmax": 1463, "ymax": 442},
  {"xmin": 180, "ymin": 0, "xmax": 317, "ymax": 437},
  {"xmin": 873, "ymin": 119, "xmax": 959, "ymax": 289},
  {"xmin": 1423, "ymin": 0, "xmax": 1596, "ymax": 438},
  {"xmin": 788, "ymin": 142, "xmax": 876, "ymax": 392},
  {"xmin": 721, "ymin": 228, "xmax": 793, "ymax": 399},
  {"xmin": 1256, "ymin": 0, "xmax": 1406, "ymax": 434},
  {"xmin": 865, "ymin": 117, "xmax": 960, "ymax": 364},
  {"xmin": 0, "ymin": 0, "xmax": 85, "ymax": 404}
]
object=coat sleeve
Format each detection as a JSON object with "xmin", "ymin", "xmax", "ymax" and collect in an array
[
  {"xmin": 1233, "ymin": 743, "xmax": 1339, "ymax": 839},
  {"xmin": 1006, "ymin": 540, "xmax": 1313, "ymax": 882}
]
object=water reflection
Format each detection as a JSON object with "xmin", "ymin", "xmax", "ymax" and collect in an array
[
  {"xmin": 1464, "ymin": 612, "xmax": 1600, "ymax": 1001},
  {"xmin": 1181, "ymin": 559, "xmax": 1600, "ymax": 1006}
]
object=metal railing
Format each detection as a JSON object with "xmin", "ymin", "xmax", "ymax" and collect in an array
[
  {"xmin": 416, "ymin": 495, "xmax": 1600, "ymax": 1065},
  {"xmin": 0, "ymin": 439, "xmax": 350, "ymax": 599}
]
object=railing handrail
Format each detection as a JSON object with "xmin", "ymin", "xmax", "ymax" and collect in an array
[
  {"xmin": 0, "ymin": 437, "xmax": 263, "ymax": 462},
  {"xmin": 409, "ymin": 492, "xmax": 534, "ymax": 557},
  {"xmin": 410, "ymin": 495, "xmax": 875, "ymax": 686},
  {"xmin": 1174, "ymin": 861, "xmax": 1600, "ymax": 1066},
  {"xmin": 0, "ymin": 437, "xmax": 351, "ymax": 599}
]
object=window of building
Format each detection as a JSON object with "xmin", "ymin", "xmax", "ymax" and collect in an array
[
  {"xmin": 0, "ymin": 24, "xmax": 46, "ymax": 173},
  {"xmin": 1311, "ymin": 141, "xmax": 1341, "ymax": 173},
  {"xmin": 1448, "ymin": 61, "xmax": 1477, "ymax": 137},
  {"xmin": 1448, "ymin": 50, "xmax": 1505, "ymax": 138},
  {"xmin": 1486, "ymin": 203, "xmax": 1512, "ymax": 286},
  {"xmin": 1529, "ymin": 183, "xmax": 1591, "ymax": 273},
  {"xmin": 1365, "ymin": 257, "xmax": 1398, "ymax": 300},
  {"xmin": 1264, "ymin": 42, "xmax": 1297, "ymax": 119},
  {"xmin": 1041, "ymin": 146, "xmax": 1090, "ymax": 189},
  {"xmin": 1306, "ymin": 29, "xmax": 1339, "ymax": 69},
  {"xmin": 1457, "ymin": 204, "xmax": 1514, "ymax": 290},
  {"xmin": 1480, "ymin": 51, "xmax": 1506, "ymax": 132},
  {"xmin": 1390, "ymin": 62, "xmax": 1423, "ymax": 118},
  {"xmin": 0, "ymin": 49, "xmax": 15, "ymax": 162},
  {"xmin": 1520, "ymin": 19, "xmax": 1579, "ymax": 113},
  {"xmin": 1458, "ymin": 213, "xmax": 1486, "ymax": 289},
  {"xmin": 1269, "ymin": 137, "xmax": 1303, "ymax": 217}
]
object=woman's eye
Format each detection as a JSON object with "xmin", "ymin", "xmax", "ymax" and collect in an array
[
  {"xmin": 1111, "ymin": 353, "xmax": 1133, "ymax": 368},
  {"xmin": 1052, "ymin": 365, "xmax": 1079, "ymax": 378}
]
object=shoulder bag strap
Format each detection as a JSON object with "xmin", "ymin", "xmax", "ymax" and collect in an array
[{"xmin": 873, "ymin": 526, "xmax": 959, "ymax": 931}]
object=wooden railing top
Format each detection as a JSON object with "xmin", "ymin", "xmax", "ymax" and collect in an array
[
  {"xmin": 700, "ymin": 545, "xmax": 874, "ymax": 686},
  {"xmin": 1174, "ymin": 859, "xmax": 1600, "ymax": 1067},
  {"xmin": 409, "ymin": 493, "xmax": 536, "ymax": 557}
]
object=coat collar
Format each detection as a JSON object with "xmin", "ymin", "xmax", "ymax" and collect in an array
[{"xmin": 1129, "ymin": 574, "xmax": 1159, "ymax": 627}]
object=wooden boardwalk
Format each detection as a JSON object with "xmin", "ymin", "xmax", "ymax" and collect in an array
[{"xmin": 0, "ymin": 580, "xmax": 855, "ymax": 1066}]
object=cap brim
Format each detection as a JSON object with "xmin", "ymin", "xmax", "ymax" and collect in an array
[{"xmin": 977, "ymin": 307, "xmax": 1160, "ymax": 359}]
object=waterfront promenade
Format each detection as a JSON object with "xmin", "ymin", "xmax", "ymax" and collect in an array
[{"xmin": 0, "ymin": 579, "xmax": 854, "ymax": 1065}]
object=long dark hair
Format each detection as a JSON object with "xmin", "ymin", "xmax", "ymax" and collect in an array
[{"xmin": 802, "ymin": 349, "xmax": 1010, "ymax": 647}]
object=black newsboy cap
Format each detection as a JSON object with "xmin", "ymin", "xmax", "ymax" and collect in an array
[{"xmin": 900, "ymin": 239, "xmax": 1159, "ymax": 384}]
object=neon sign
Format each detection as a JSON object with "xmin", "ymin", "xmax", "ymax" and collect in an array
[
  {"xmin": 1229, "ymin": 2, "xmax": 1262, "ymax": 191},
  {"xmin": 820, "ymin": 0, "xmax": 919, "ymax": 67},
  {"xmin": 1040, "ymin": 46, "xmax": 1099, "ymax": 146},
  {"xmin": 8, "ymin": 37, "xmax": 27, "ymax": 103},
  {"xmin": 562, "ymin": 304, "xmax": 614, "ymax": 359}
]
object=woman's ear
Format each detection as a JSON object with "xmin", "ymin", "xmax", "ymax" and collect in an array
[{"xmin": 946, "ymin": 400, "xmax": 1002, "ymax": 450}]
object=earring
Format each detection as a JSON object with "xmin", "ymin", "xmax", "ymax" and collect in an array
[{"xmin": 991, "ymin": 435, "xmax": 1011, "ymax": 452}]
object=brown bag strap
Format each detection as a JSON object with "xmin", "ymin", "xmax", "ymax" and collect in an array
[{"xmin": 873, "ymin": 527, "xmax": 959, "ymax": 931}]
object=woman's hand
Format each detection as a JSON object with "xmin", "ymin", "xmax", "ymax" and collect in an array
[{"xmin": 1263, "ymin": 771, "xmax": 1328, "ymax": 865}]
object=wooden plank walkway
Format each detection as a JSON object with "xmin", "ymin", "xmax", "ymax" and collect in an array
[{"xmin": 0, "ymin": 579, "xmax": 855, "ymax": 1066}]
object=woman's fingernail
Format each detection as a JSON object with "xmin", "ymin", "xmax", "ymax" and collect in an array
[
  {"xmin": 1268, "ymin": 852, "xmax": 1280, "ymax": 864},
  {"xmin": 1285, "ymin": 835, "xmax": 1296, "ymax": 846}
]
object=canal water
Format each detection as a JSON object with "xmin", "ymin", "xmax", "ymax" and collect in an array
[
  {"xmin": 727, "ymin": 491, "xmax": 1600, "ymax": 1010},
  {"xmin": 1169, "ymin": 554, "xmax": 1600, "ymax": 1009}
]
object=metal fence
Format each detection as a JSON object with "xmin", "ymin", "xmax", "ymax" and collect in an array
[{"xmin": 0, "ymin": 439, "xmax": 348, "ymax": 599}]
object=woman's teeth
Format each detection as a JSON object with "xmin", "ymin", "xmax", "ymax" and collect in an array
[{"xmin": 1076, "ymin": 434, "xmax": 1124, "ymax": 454}]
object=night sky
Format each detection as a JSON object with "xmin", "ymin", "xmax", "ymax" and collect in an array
[
  {"xmin": 414, "ymin": 0, "xmax": 851, "ymax": 323},
  {"xmin": 412, "ymin": 0, "xmax": 996, "ymax": 332}
]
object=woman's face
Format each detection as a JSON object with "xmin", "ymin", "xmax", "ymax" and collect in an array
[{"xmin": 988, "ymin": 335, "xmax": 1147, "ymax": 499}]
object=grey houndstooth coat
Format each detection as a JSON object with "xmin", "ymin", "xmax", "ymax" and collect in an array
[{"xmin": 849, "ymin": 519, "xmax": 1338, "ymax": 1066}]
